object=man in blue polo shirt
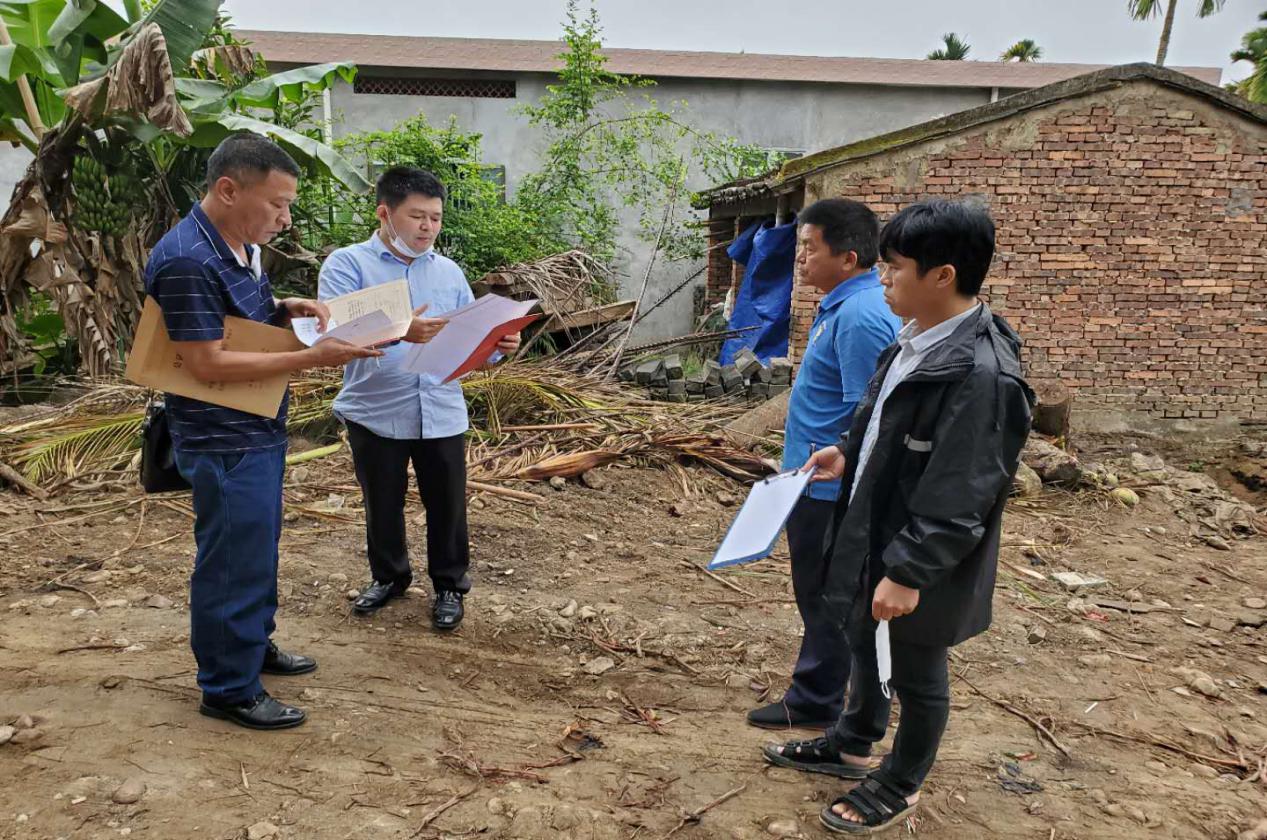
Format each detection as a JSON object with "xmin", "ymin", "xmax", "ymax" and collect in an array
[
  {"xmin": 319, "ymin": 166, "xmax": 520, "ymax": 632},
  {"xmin": 145, "ymin": 134, "xmax": 381, "ymax": 730},
  {"xmin": 748, "ymin": 199, "xmax": 900, "ymax": 730}
]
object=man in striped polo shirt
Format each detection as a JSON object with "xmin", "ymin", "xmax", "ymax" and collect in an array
[{"xmin": 144, "ymin": 134, "xmax": 381, "ymax": 730}]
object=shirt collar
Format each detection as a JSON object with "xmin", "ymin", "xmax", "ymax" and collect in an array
[
  {"xmin": 818, "ymin": 266, "xmax": 882, "ymax": 312},
  {"xmin": 190, "ymin": 203, "xmax": 261, "ymax": 279},
  {"xmin": 899, "ymin": 302, "xmax": 982, "ymax": 356},
  {"xmin": 368, "ymin": 231, "xmax": 437, "ymax": 265}
]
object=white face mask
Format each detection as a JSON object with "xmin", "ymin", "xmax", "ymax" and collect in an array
[{"xmin": 386, "ymin": 215, "xmax": 429, "ymax": 259}]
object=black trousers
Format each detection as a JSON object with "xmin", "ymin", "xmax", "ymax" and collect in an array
[
  {"xmin": 345, "ymin": 421, "xmax": 471, "ymax": 593},
  {"xmin": 828, "ymin": 614, "xmax": 950, "ymax": 797},
  {"xmin": 783, "ymin": 496, "xmax": 851, "ymax": 718}
]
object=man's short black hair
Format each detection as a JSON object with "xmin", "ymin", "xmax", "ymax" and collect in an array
[
  {"xmin": 879, "ymin": 198, "xmax": 996, "ymax": 296},
  {"xmin": 376, "ymin": 166, "xmax": 447, "ymax": 208},
  {"xmin": 206, "ymin": 133, "xmax": 299, "ymax": 187},
  {"xmin": 798, "ymin": 198, "xmax": 880, "ymax": 267}
]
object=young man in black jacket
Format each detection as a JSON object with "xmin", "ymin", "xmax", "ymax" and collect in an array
[{"xmin": 763, "ymin": 199, "xmax": 1035, "ymax": 833}]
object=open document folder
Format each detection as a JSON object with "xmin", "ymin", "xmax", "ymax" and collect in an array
[
  {"xmin": 400, "ymin": 294, "xmax": 541, "ymax": 383},
  {"xmin": 708, "ymin": 467, "xmax": 817, "ymax": 570},
  {"xmin": 292, "ymin": 278, "xmax": 413, "ymax": 348}
]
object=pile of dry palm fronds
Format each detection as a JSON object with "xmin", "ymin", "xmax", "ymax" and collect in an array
[
  {"xmin": 0, "ymin": 361, "xmax": 778, "ymax": 496},
  {"xmin": 474, "ymin": 250, "xmax": 614, "ymax": 313}
]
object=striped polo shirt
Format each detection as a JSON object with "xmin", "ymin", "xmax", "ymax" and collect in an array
[{"xmin": 143, "ymin": 203, "xmax": 288, "ymax": 454}]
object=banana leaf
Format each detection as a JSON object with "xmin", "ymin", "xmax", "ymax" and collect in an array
[{"xmin": 189, "ymin": 111, "xmax": 371, "ymax": 193}]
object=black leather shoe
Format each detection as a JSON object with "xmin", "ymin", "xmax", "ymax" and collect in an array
[
  {"xmin": 200, "ymin": 691, "xmax": 307, "ymax": 730},
  {"xmin": 432, "ymin": 590, "xmax": 464, "ymax": 631},
  {"xmin": 747, "ymin": 700, "xmax": 837, "ymax": 731},
  {"xmin": 352, "ymin": 579, "xmax": 409, "ymax": 614},
  {"xmin": 261, "ymin": 641, "xmax": 317, "ymax": 676}
]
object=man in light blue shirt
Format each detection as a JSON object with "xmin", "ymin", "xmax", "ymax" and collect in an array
[
  {"xmin": 748, "ymin": 199, "xmax": 900, "ymax": 731},
  {"xmin": 319, "ymin": 167, "xmax": 519, "ymax": 630}
]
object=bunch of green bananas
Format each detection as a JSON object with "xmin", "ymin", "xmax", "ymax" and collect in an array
[{"xmin": 72, "ymin": 155, "xmax": 145, "ymax": 238}]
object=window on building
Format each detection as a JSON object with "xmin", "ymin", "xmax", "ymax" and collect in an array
[{"xmin": 352, "ymin": 76, "xmax": 517, "ymax": 98}]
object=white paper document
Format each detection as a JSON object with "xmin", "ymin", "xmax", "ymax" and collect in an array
[
  {"xmin": 293, "ymin": 279, "xmax": 415, "ymax": 348},
  {"xmin": 399, "ymin": 294, "xmax": 539, "ymax": 382},
  {"xmin": 327, "ymin": 278, "xmax": 413, "ymax": 325},
  {"xmin": 708, "ymin": 467, "xmax": 817, "ymax": 570},
  {"xmin": 292, "ymin": 311, "xmax": 403, "ymax": 348}
]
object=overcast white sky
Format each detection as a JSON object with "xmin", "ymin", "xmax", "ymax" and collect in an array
[{"xmin": 213, "ymin": 0, "xmax": 1264, "ymax": 83}]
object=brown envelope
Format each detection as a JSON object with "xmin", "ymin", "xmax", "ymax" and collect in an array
[{"xmin": 125, "ymin": 297, "xmax": 303, "ymax": 418}]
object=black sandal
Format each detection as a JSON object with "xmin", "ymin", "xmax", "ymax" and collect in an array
[
  {"xmin": 761, "ymin": 736, "xmax": 870, "ymax": 779},
  {"xmin": 820, "ymin": 776, "xmax": 917, "ymax": 835}
]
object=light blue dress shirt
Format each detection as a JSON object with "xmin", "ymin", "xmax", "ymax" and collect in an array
[{"xmin": 319, "ymin": 234, "xmax": 486, "ymax": 440}]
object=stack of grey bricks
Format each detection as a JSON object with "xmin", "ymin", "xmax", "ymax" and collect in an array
[{"xmin": 620, "ymin": 350, "xmax": 793, "ymax": 404}]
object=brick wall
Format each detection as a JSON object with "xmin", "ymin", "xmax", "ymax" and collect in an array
[{"xmin": 781, "ymin": 81, "xmax": 1267, "ymax": 421}]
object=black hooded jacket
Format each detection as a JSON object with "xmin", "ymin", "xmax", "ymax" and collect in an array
[{"xmin": 822, "ymin": 303, "xmax": 1036, "ymax": 647}]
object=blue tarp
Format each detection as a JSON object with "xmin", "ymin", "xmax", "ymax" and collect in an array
[{"xmin": 720, "ymin": 217, "xmax": 797, "ymax": 366}]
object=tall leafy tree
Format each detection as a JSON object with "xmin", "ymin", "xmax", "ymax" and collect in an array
[
  {"xmin": 1127, "ymin": 0, "xmax": 1226, "ymax": 66},
  {"xmin": 927, "ymin": 33, "xmax": 971, "ymax": 61},
  {"xmin": 1230, "ymin": 11, "xmax": 1267, "ymax": 104}
]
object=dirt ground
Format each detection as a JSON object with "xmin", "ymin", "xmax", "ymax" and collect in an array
[{"xmin": 1, "ymin": 431, "xmax": 1265, "ymax": 840}]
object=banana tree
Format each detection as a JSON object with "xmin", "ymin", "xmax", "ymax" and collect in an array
[{"xmin": 0, "ymin": 0, "xmax": 367, "ymax": 378}]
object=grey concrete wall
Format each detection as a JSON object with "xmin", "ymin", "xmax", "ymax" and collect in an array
[
  {"xmin": 328, "ymin": 72, "xmax": 991, "ymax": 339},
  {"xmin": 0, "ymin": 145, "xmax": 33, "ymax": 210}
]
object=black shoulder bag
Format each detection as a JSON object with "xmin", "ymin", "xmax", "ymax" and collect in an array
[{"xmin": 139, "ymin": 400, "xmax": 190, "ymax": 493}]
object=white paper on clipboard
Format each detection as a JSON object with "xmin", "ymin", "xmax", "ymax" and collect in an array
[{"xmin": 708, "ymin": 467, "xmax": 817, "ymax": 570}]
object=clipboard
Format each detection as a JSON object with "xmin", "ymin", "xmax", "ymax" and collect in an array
[{"xmin": 708, "ymin": 467, "xmax": 817, "ymax": 570}]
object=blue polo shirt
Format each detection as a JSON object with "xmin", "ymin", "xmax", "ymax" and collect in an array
[
  {"xmin": 782, "ymin": 268, "xmax": 900, "ymax": 501},
  {"xmin": 143, "ymin": 204, "xmax": 288, "ymax": 454}
]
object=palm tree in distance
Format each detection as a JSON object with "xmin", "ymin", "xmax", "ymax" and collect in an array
[
  {"xmin": 928, "ymin": 32, "xmax": 971, "ymax": 61},
  {"xmin": 1127, "ymin": 0, "xmax": 1226, "ymax": 66}
]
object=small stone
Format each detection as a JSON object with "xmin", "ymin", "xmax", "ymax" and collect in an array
[
  {"xmin": 38, "ymin": 594, "xmax": 62, "ymax": 608},
  {"xmin": 0, "ymin": 725, "xmax": 13, "ymax": 745},
  {"xmin": 1145, "ymin": 760, "xmax": 1168, "ymax": 774},
  {"xmin": 578, "ymin": 605, "xmax": 598, "ymax": 621},
  {"xmin": 716, "ymin": 492, "xmax": 736, "ymax": 507},
  {"xmin": 10, "ymin": 727, "xmax": 43, "ymax": 746},
  {"xmin": 549, "ymin": 476, "xmax": 567, "ymax": 491},
  {"xmin": 329, "ymin": 573, "xmax": 348, "ymax": 584},
  {"xmin": 1192, "ymin": 763, "xmax": 1219, "ymax": 778},
  {"xmin": 246, "ymin": 822, "xmax": 279, "ymax": 840},
  {"xmin": 100, "ymin": 599, "xmax": 128, "ymax": 609},
  {"xmin": 765, "ymin": 819, "xmax": 799, "ymax": 837},
  {"xmin": 346, "ymin": 589, "xmax": 360, "ymax": 601},
  {"xmin": 559, "ymin": 600, "xmax": 578, "ymax": 618},
  {"xmin": 487, "ymin": 797, "xmax": 506, "ymax": 816},
  {"xmin": 82, "ymin": 571, "xmax": 112, "ymax": 584},
  {"xmin": 1208, "ymin": 615, "xmax": 1237, "ymax": 633},
  {"xmin": 1243, "ymin": 597, "xmax": 1266, "ymax": 610},
  {"xmin": 1026, "ymin": 625, "xmax": 1047, "ymax": 644},
  {"xmin": 1012, "ymin": 462, "xmax": 1042, "ymax": 498},
  {"xmin": 1109, "ymin": 487, "xmax": 1139, "ymax": 507},
  {"xmin": 1050, "ymin": 571, "xmax": 1108, "ymax": 591},
  {"xmin": 289, "ymin": 465, "xmax": 310, "ymax": 483},
  {"xmin": 579, "ymin": 470, "xmax": 606, "ymax": 490},
  {"xmin": 584, "ymin": 656, "xmax": 616, "ymax": 676},
  {"xmin": 111, "ymin": 778, "xmax": 146, "ymax": 805},
  {"xmin": 14, "ymin": 715, "xmax": 34, "ymax": 730},
  {"xmin": 143, "ymin": 594, "xmax": 174, "ymax": 610},
  {"xmin": 1201, "ymin": 534, "xmax": 1232, "ymax": 551},
  {"xmin": 1078, "ymin": 654, "xmax": 1112, "ymax": 668}
]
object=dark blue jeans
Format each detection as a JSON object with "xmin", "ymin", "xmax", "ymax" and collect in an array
[
  {"xmin": 783, "ymin": 496, "xmax": 851, "ymax": 718},
  {"xmin": 174, "ymin": 446, "xmax": 285, "ymax": 704}
]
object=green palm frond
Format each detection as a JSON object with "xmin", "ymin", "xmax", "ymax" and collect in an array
[
  {"xmin": 10, "ymin": 413, "xmax": 144, "ymax": 483},
  {"xmin": 928, "ymin": 32, "xmax": 971, "ymax": 61}
]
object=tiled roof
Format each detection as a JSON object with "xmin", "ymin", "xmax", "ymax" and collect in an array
[{"xmin": 237, "ymin": 29, "xmax": 1222, "ymax": 89}]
